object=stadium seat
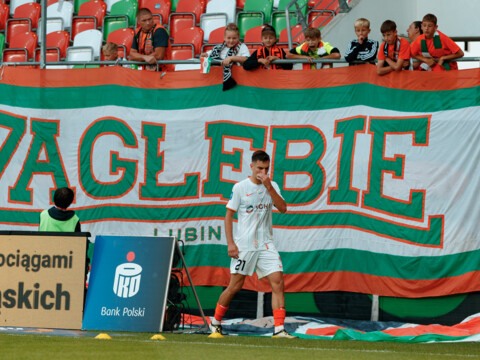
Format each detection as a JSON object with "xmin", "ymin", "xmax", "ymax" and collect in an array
[
  {"xmin": 236, "ymin": 0, "xmax": 273, "ymax": 39},
  {"xmin": 37, "ymin": 18, "xmax": 64, "ymax": 44},
  {"xmin": 172, "ymin": 26, "xmax": 203, "ymax": 56},
  {"xmin": 200, "ymin": 0, "xmax": 233, "ymax": 42},
  {"xmin": 102, "ymin": 15, "xmax": 128, "ymax": 42},
  {"xmin": 200, "ymin": 24, "xmax": 224, "ymax": 53},
  {"xmin": 243, "ymin": 24, "xmax": 263, "ymax": 51},
  {"xmin": 307, "ymin": 9, "xmax": 334, "ymax": 28},
  {"xmin": 66, "ymin": 46, "xmax": 94, "ymax": 68},
  {"xmin": 169, "ymin": 43, "xmax": 194, "ymax": 60},
  {"xmin": 171, "ymin": 0, "xmax": 181, "ymax": 11},
  {"xmin": 308, "ymin": 0, "xmax": 340, "ymax": 14},
  {"xmin": 3, "ymin": 31, "xmax": 37, "ymax": 62},
  {"xmin": 8, "ymin": 0, "xmax": 33, "ymax": 16},
  {"xmin": 236, "ymin": 0, "xmax": 246, "ymax": 10},
  {"xmin": 45, "ymin": 30, "xmax": 70, "ymax": 58},
  {"xmin": 34, "ymin": 47, "xmax": 61, "ymax": 66},
  {"xmin": 47, "ymin": 0, "xmax": 60, "ymax": 6},
  {"xmin": 73, "ymin": 28, "xmax": 103, "ymax": 59},
  {"xmin": 271, "ymin": 0, "xmax": 307, "ymax": 37},
  {"xmin": 168, "ymin": 0, "xmax": 204, "ymax": 40},
  {"xmin": 71, "ymin": 0, "xmax": 107, "ymax": 40},
  {"xmin": 47, "ymin": 1, "xmax": 74, "ymax": 29},
  {"xmin": 105, "ymin": 0, "xmax": 122, "ymax": 12},
  {"xmin": 279, "ymin": 24, "xmax": 304, "ymax": 43},
  {"xmin": 207, "ymin": 0, "xmax": 235, "ymax": 23},
  {"xmin": 0, "ymin": 33, "xmax": 4, "ymax": 60},
  {"xmin": 0, "ymin": 4, "xmax": 8, "ymax": 32},
  {"xmin": 109, "ymin": 0, "xmax": 138, "ymax": 27},
  {"xmin": 6, "ymin": 2, "xmax": 41, "ymax": 45},
  {"xmin": 106, "ymin": 27, "xmax": 134, "ymax": 57},
  {"xmin": 139, "ymin": 0, "xmax": 171, "ymax": 26}
]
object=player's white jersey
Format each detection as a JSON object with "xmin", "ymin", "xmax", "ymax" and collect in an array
[{"xmin": 226, "ymin": 177, "xmax": 283, "ymax": 251}]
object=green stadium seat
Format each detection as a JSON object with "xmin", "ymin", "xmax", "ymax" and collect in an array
[
  {"xmin": 109, "ymin": 0, "xmax": 138, "ymax": 27},
  {"xmin": 236, "ymin": 0, "xmax": 273, "ymax": 39},
  {"xmin": 0, "ymin": 33, "xmax": 4, "ymax": 60},
  {"xmin": 171, "ymin": 0, "xmax": 181, "ymax": 11},
  {"xmin": 271, "ymin": 0, "xmax": 307, "ymax": 37},
  {"xmin": 102, "ymin": 16, "xmax": 128, "ymax": 42}
]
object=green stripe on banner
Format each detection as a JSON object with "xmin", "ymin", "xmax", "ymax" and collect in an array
[
  {"xmin": 332, "ymin": 329, "xmax": 471, "ymax": 343},
  {"xmin": 1, "ymin": 83, "xmax": 479, "ymax": 112},
  {"xmin": 181, "ymin": 244, "xmax": 480, "ymax": 280},
  {"xmin": 0, "ymin": 206, "xmax": 442, "ymax": 247}
]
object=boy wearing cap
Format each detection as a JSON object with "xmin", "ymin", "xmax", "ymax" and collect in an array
[{"xmin": 243, "ymin": 25, "xmax": 292, "ymax": 70}]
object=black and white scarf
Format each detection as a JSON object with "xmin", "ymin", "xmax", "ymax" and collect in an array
[{"xmin": 209, "ymin": 43, "xmax": 241, "ymax": 91}]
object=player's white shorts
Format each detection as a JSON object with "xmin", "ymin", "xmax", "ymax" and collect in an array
[{"xmin": 230, "ymin": 247, "xmax": 283, "ymax": 279}]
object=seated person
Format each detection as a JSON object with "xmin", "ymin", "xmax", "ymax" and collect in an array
[
  {"xmin": 344, "ymin": 18, "xmax": 378, "ymax": 65},
  {"xmin": 103, "ymin": 42, "xmax": 135, "ymax": 68},
  {"xmin": 410, "ymin": 13, "xmax": 464, "ymax": 71},
  {"xmin": 287, "ymin": 27, "xmax": 341, "ymax": 69},
  {"xmin": 243, "ymin": 25, "xmax": 292, "ymax": 70},
  {"xmin": 376, "ymin": 20, "xmax": 411, "ymax": 76},
  {"xmin": 130, "ymin": 8, "xmax": 169, "ymax": 71},
  {"xmin": 200, "ymin": 23, "xmax": 249, "ymax": 90}
]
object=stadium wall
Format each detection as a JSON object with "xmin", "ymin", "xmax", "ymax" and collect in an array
[{"xmin": 1, "ymin": 65, "xmax": 480, "ymax": 324}]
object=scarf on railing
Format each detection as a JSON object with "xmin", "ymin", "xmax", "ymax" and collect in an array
[{"xmin": 209, "ymin": 43, "xmax": 242, "ymax": 91}]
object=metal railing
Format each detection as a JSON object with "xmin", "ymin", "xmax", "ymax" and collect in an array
[{"xmin": 2, "ymin": 58, "xmax": 480, "ymax": 69}]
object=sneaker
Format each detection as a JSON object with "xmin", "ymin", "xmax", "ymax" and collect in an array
[
  {"xmin": 210, "ymin": 323, "xmax": 223, "ymax": 335},
  {"xmin": 272, "ymin": 330, "xmax": 297, "ymax": 339}
]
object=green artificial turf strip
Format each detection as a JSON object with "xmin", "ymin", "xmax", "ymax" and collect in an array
[{"xmin": 1, "ymin": 332, "xmax": 479, "ymax": 360}]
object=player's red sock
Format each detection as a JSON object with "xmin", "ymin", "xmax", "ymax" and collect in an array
[
  {"xmin": 273, "ymin": 307, "xmax": 286, "ymax": 328},
  {"xmin": 213, "ymin": 302, "xmax": 229, "ymax": 323}
]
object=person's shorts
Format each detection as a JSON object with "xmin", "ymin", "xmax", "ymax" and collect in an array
[{"xmin": 230, "ymin": 247, "xmax": 283, "ymax": 279}]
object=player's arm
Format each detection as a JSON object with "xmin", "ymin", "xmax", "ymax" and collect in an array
[
  {"xmin": 225, "ymin": 208, "xmax": 239, "ymax": 259},
  {"xmin": 388, "ymin": 57, "xmax": 406, "ymax": 71}
]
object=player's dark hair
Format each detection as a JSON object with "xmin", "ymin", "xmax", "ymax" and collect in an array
[
  {"xmin": 380, "ymin": 20, "xmax": 396, "ymax": 34},
  {"xmin": 413, "ymin": 21, "xmax": 423, "ymax": 34},
  {"xmin": 54, "ymin": 187, "xmax": 74, "ymax": 209},
  {"xmin": 252, "ymin": 150, "xmax": 270, "ymax": 163},
  {"xmin": 423, "ymin": 13, "xmax": 437, "ymax": 26}
]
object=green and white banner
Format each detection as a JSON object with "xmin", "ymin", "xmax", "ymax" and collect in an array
[{"xmin": 1, "ymin": 66, "xmax": 480, "ymax": 297}]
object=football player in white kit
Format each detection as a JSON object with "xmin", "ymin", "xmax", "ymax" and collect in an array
[{"xmin": 210, "ymin": 150, "xmax": 296, "ymax": 338}]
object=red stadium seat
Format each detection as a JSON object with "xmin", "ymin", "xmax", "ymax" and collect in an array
[
  {"xmin": 236, "ymin": 0, "xmax": 246, "ymax": 9},
  {"xmin": 243, "ymin": 24, "xmax": 263, "ymax": 52},
  {"xmin": 106, "ymin": 27, "xmax": 134, "ymax": 57},
  {"xmin": 3, "ymin": 31, "xmax": 37, "ymax": 62},
  {"xmin": 139, "ymin": 0, "xmax": 171, "ymax": 26},
  {"xmin": 173, "ymin": 26, "xmax": 203, "ymax": 56},
  {"xmin": 307, "ymin": 9, "xmax": 334, "ymax": 28},
  {"xmin": 168, "ymin": 0, "xmax": 204, "ymax": 39},
  {"xmin": 46, "ymin": 30, "xmax": 70, "ymax": 58},
  {"xmin": 308, "ymin": 0, "xmax": 340, "ymax": 14},
  {"xmin": 6, "ymin": 2, "xmax": 41, "ymax": 44},
  {"xmin": 0, "ymin": 4, "xmax": 9, "ymax": 32},
  {"xmin": 279, "ymin": 24, "xmax": 305, "ymax": 43},
  {"xmin": 200, "ymin": 25, "xmax": 224, "ymax": 53},
  {"xmin": 169, "ymin": 43, "xmax": 194, "ymax": 60},
  {"xmin": 72, "ymin": 0, "xmax": 107, "ymax": 40}
]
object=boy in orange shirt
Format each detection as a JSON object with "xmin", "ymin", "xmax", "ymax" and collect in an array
[
  {"xmin": 377, "ymin": 20, "xmax": 411, "ymax": 76},
  {"xmin": 410, "ymin": 13, "xmax": 463, "ymax": 71}
]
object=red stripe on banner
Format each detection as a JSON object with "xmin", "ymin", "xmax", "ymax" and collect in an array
[
  {"xmin": 180, "ymin": 267, "xmax": 480, "ymax": 298},
  {"xmin": 382, "ymin": 317, "xmax": 480, "ymax": 337},
  {"xmin": 2, "ymin": 66, "xmax": 480, "ymax": 91},
  {"xmin": 306, "ymin": 326, "xmax": 350, "ymax": 336}
]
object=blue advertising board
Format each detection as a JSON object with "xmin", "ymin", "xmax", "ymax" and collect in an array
[{"xmin": 82, "ymin": 236, "xmax": 175, "ymax": 332}]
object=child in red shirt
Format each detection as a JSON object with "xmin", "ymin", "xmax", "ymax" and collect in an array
[
  {"xmin": 410, "ymin": 13, "xmax": 463, "ymax": 71},
  {"xmin": 377, "ymin": 20, "xmax": 411, "ymax": 76}
]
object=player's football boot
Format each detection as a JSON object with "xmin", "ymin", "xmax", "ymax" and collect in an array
[
  {"xmin": 272, "ymin": 330, "xmax": 297, "ymax": 339},
  {"xmin": 210, "ymin": 323, "xmax": 223, "ymax": 335}
]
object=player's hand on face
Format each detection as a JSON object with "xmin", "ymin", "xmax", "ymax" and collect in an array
[
  {"xmin": 256, "ymin": 173, "xmax": 271, "ymax": 187},
  {"xmin": 228, "ymin": 243, "xmax": 239, "ymax": 259}
]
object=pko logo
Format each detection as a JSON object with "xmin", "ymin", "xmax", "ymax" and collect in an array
[{"xmin": 113, "ymin": 251, "xmax": 142, "ymax": 298}]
